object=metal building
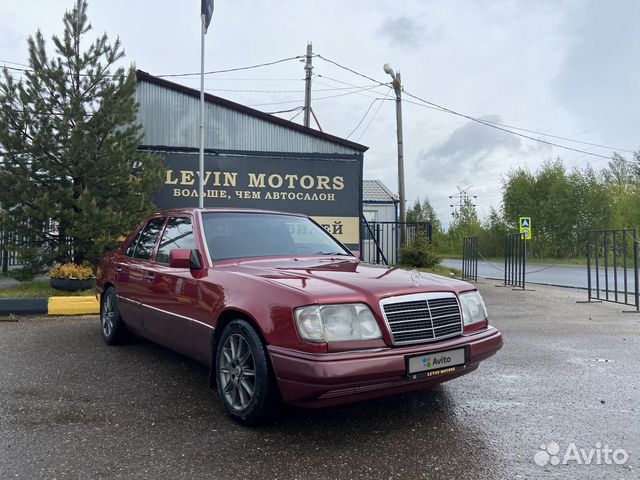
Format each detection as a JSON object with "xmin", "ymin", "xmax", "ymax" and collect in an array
[{"xmin": 134, "ymin": 70, "xmax": 368, "ymax": 249}]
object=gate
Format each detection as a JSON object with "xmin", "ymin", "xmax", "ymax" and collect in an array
[
  {"xmin": 586, "ymin": 229, "xmax": 639, "ymax": 311},
  {"xmin": 360, "ymin": 218, "xmax": 432, "ymax": 265},
  {"xmin": 504, "ymin": 232, "xmax": 526, "ymax": 289},
  {"xmin": 462, "ymin": 236, "xmax": 478, "ymax": 282}
]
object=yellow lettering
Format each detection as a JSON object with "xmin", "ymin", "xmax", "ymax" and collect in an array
[
  {"xmin": 300, "ymin": 175, "xmax": 314, "ymax": 189},
  {"xmin": 284, "ymin": 174, "xmax": 299, "ymax": 189},
  {"xmin": 181, "ymin": 171, "xmax": 195, "ymax": 186},
  {"xmin": 248, "ymin": 173, "xmax": 265, "ymax": 188},
  {"xmin": 268, "ymin": 174, "xmax": 283, "ymax": 188},
  {"xmin": 165, "ymin": 170, "xmax": 178, "ymax": 185},
  {"xmin": 316, "ymin": 176, "xmax": 330, "ymax": 190},
  {"xmin": 223, "ymin": 172, "xmax": 237, "ymax": 187},
  {"xmin": 332, "ymin": 176, "xmax": 344, "ymax": 190}
]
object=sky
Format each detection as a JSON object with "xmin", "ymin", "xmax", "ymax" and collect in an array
[{"xmin": 2, "ymin": 0, "xmax": 639, "ymax": 227}]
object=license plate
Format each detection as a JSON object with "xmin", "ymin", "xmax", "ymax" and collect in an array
[{"xmin": 407, "ymin": 348, "xmax": 465, "ymax": 375}]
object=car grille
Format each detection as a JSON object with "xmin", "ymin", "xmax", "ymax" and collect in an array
[{"xmin": 380, "ymin": 293, "xmax": 463, "ymax": 345}]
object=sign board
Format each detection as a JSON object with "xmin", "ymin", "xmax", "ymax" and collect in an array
[
  {"xmin": 519, "ymin": 216, "xmax": 532, "ymax": 240},
  {"xmin": 152, "ymin": 151, "xmax": 362, "ymax": 248}
]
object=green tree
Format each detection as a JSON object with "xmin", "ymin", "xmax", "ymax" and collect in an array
[
  {"xmin": 406, "ymin": 196, "xmax": 442, "ymax": 233},
  {"xmin": 478, "ymin": 206, "xmax": 509, "ymax": 257},
  {"xmin": 0, "ymin": 0, "xmax": 162, "ymax": 268}
]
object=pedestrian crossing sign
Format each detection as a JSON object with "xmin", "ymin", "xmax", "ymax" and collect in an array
[{"xmin": 519, "ymin": 217, "xmax": 532, "ymax": 240}]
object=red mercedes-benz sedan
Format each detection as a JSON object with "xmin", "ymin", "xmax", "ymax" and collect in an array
[{"xmin": 96, "ymin": 208, "xmax": 502, "ymax": 424}]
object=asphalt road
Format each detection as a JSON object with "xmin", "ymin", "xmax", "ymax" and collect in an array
[{"xmin": 1, "ymin": 283, "xmax": 639, "ymax": 479}]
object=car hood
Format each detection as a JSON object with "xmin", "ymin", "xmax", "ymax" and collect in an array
[{"xmin": 218, "ymin": 257, "xmax": 474, "ymax": 302}]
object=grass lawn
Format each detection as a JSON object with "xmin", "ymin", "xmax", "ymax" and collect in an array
[
  {"xmin": 397, "ymin": 263, "xmax": 462, "ymax": 278},
  {"xmin": 0, "ymin": 279, "xmax": 95, "ymax": 298}
]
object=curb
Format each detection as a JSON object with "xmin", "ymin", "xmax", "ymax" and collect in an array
[
  {"xmin": 0, "ymin": 296, "xmax": 99, "ymax": 316},
  {"xmin": 0, "ymin": 298, "xmax": 48, "ymax": 315}
]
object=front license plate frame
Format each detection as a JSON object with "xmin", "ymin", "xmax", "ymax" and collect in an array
[{"xmin": 406, "ymin": 348, "xmax": 466, "ymax": 378}]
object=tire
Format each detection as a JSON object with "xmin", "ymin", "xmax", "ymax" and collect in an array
[
  {"xmin": 215, "ymin": 319, "xmax": 280, "ymax": 425},
  {"xmin": 100, "ymin": 287, "xmax": 130, "ymax": 345}
]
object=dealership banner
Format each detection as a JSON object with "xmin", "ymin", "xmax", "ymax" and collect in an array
[{"xmin": 152, "ymin": 151, "xmax": 362, "ymax": 246}]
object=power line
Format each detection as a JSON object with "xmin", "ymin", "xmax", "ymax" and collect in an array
[
  {"xmin": 246, "ymin": 84, "xmax": 383, "ymax": 107},
  {"xmin": 155, "ymin": 55, "xmax": 307, "ymax": 78},
  {"xmin": 315, "ymin": 54, "xmax": 630, "ymax": 160},
  {"xmin": 346, "ymin": 98, "xmax": 379, "ymax": 139},
  {"xmin": 315, "ymin": 55, "xmax": 388, "ymax": 87},
  {"xmin": 289, "ymin": 109, "xmax": 304, "ymax": 122},
  {"xmin": 402, "ymin": 89, "xmax": 613, "ymax": 160},
  {"xmin": 203, "ymin": 83, "xmax": 382, "ymax": 94},
  {"xmin": 356, "ymin": 88, "xmax": 392, "ymax": 141},
  {"xmin": 412, "ymin": 103, "xmax": 634, "ymax": 154},
  {"xmin": 263, "ymin": 106, "xmax": 303, "ymax": 115}
]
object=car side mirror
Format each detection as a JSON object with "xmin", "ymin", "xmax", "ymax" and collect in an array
[{"xmin": 169, "ymin": 249, "xmax": 203, "ymax": 269}]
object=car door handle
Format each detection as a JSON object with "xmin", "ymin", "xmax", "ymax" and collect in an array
[
  {"xmin": 115, "ymin": 266, "xmax": 123, "ymax": 273},
  {"xmin": 144, "ymin": 273, "xmax": 156, "ymax": 282}
]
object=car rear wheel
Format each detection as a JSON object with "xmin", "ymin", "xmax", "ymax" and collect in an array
[
  {"xmin": 100, "ymin": 287, "xmax": 129, "ymax": 345},
  {"xmin": 215, "ymin": 320, "xmax": 280, "ymax": 425}
]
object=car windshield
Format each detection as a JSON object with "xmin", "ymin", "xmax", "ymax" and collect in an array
[{"xmin": 201, "ymin": 212, "xmax": 351, "ymax": 261}]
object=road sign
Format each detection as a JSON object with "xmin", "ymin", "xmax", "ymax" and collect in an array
[{"xmin": 519, "ymin": 217, "xmax": 532, "ymax": 240}]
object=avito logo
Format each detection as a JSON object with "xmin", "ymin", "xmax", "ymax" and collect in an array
[
  {"xmin": 422, "ymin": 354, "xmax": 453, "ymax": 369},
  {"xmin": 431, "ymin": 355, "xmax": 451, "ymax": 366}
]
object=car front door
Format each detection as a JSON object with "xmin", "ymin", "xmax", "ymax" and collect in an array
[{"xmin": 139, "ymin": 216, "xmax": 200, "ymax": 356}]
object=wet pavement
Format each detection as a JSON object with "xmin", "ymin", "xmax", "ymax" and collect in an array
[{"xmin": 0, "ymin": 283, "xmax": 638, "ymax": 479}]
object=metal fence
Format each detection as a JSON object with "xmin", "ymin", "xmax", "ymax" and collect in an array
[
  {"xmin": 360, "ymin": 218, "xmax": 432, "ymax": 265},
  {"xmin": 462, "ymin": 236, "xmax": 478, "ymax": 282},
  {"xmin": 586, "ymin": 229, "xmax": 639, "ymax": 311},
  {"xmin": 0, "ymin": 217, "xmax": 63, "ymax": 273},
  {"xmin": 504, "ymin": 232, "xmax": 526, "ymax": 289}
]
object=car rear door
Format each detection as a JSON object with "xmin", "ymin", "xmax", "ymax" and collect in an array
[
  {"xmin": 112, "ymin": 226, "xmax": 145, "ymax": 332},
  {"xmin": 139, "ymin": 216, "xmax": 200, "ymax": 356},
  {"xmin": 124, "ymin": 217, "xmax": 166, "ymax": 335}
]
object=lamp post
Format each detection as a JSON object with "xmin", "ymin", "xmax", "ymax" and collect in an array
[{"xmin": 383, "ymin": 63, "xmax": 405, "ymax": 226}]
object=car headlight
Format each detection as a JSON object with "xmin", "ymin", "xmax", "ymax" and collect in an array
[
  {"xmin": 294, "ymin": 304, "xmax": 382, "ymax": 342},
  {"xmin": 459, "ymin": 291, "xmax": 488, "ymax": 326}
]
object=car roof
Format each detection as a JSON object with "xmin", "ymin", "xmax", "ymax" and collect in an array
[{"xmin": 150, "ymin": 207, "xmax": 309, "ymax": 218}]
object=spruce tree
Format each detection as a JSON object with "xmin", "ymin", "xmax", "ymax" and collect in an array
[{"xmin": 0, "ymin": 0, "xmax": 162, "ymax": 269}]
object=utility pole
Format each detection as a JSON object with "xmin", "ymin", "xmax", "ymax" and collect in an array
[
  {"xmin": 303, "ymin": 42, "xmax": 313, "ymax": 128},
  {"xmin": 449, "ymin": 186, "xmax": 478, "ymax": 216},
  {"xmin": 383, "ymin": 64, "xmax": 406, "ymax": 226}
]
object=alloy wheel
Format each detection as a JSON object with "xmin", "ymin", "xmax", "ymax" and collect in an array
[
  {"xmin": 101, "ymin": 294, "xmax": 115, "ymax": 338},
  {"xmin": 219, "ymin": 333, "xmax": 256, "ymax": 411}
]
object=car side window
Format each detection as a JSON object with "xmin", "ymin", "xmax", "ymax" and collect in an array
[
  {"xmin": 156, "ymin": 217, "xmax": 196, "ymax": 264},
  {"xmin": 124, "ymin": 229, "xmax": 142, "ymax": 258},
  {"xmin": 133, "ymin": 217, "xmax": 165, "ymax": 261}
]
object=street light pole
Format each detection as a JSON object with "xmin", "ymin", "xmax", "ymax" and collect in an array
[
  {"xmin": 384, "ymin": 63, "xmax": 406, "ymax": 233},
  {"xmin": 393, "ymin": 72, "xmax": 405, "ymax": 225}
]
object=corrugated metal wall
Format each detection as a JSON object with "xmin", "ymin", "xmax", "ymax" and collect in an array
[{"xmin": 135, "ymin": 81, "xmax": 359, "ymax": 155}]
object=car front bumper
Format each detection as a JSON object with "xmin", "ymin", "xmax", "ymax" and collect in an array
[{"xmin": 268, "ymin": 326, "xmax": 503, "ymax": 407}]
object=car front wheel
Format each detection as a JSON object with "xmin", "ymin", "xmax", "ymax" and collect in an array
[
  {"xmin": 100, "ymin": 287, "xmax": 129, "ymax": 345},
  {"xmin": 215, "ymin": 320, "xmax": 280, "ymax": 425}
]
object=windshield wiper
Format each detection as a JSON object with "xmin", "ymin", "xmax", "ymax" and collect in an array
[{"xmin": 316, "ymin": 251, "xmax": 352, "ymax": 256}]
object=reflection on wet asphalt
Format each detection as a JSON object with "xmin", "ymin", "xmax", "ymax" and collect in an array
[{"xmin": 0, "ymin": 283, "xmax": 638, "ymax": 479}]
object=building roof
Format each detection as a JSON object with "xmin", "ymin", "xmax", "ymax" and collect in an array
[
  {"xmin": 362, "ymin": 180, "xmax": 399, "ymax": 203},
  {"xmin": 135, "ymin": 70, "xmax": 368, "ymax": 153}
]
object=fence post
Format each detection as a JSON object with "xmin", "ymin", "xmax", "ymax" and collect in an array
[
  {"xmin": 586, "ymin": 232, "xmax": 592, "ymax": 301},
  {"xmin": 634, "ymin": 229, "xmax": 639, "ymax": 312},
  {"xmin": 522, "ymin": 234, "xmax": 526, "ymax": 289},
  {"xmin": 594, "ymin": 231, "xmax": 600, "ymax": 299},
  {"xmin": 623, "ymin": 229, "xmax": 628, "ymax": 305},
  {"xmin": 613, "ymin": 230, "xmax": 618, "ymax": 303}
]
